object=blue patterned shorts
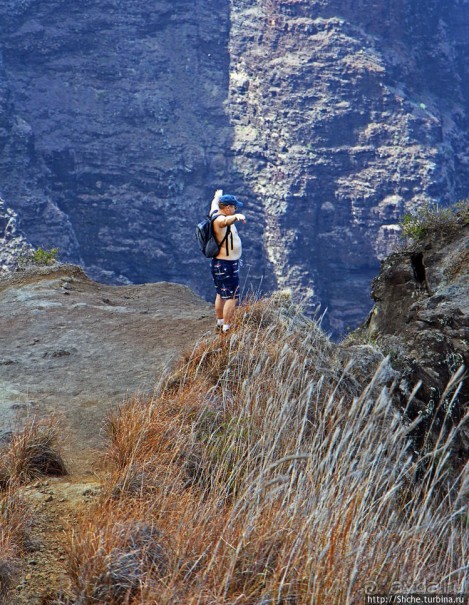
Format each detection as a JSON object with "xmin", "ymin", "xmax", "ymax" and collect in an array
[{"xmin": 211, "ymin": 258, "xmax": 240, "ymax": 299}]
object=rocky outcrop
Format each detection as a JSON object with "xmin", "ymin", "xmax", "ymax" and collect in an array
[
  {"xmin": 360, "ymin": 207, "xmax": 468, "ymax": 467},
  {"xmin": 0, "ymin": 197, "xmax": 32, "ymax": 272},
  {"xmin": 0, "ymin": 53, "xmax": 81, "ymax": 262},
  {"xmin": 0, "ymin": 264, "xmax": 212, "ymax": 470},
  {"xmin": 0, "ymin": 1, "xmax": 468, "ymax": 333}
]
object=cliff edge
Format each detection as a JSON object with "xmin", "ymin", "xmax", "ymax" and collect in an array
[{"xmin": 0, "ymin": 264, "xmax": 212, "ymax": 471}]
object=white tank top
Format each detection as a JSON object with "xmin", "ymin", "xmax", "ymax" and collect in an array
[{"xmin": 214, "ymin": 218, "xmax": 242, "ymax": 260}]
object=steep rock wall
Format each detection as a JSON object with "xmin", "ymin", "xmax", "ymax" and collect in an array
[
  {"xmin": 0, "ymin": 52, "xmax": 80, "ymax": 261},
  {"xmin": 362, "ymin": 209, "xmax": 468, "ymax": 470},
  {"xmin": 229, "ymin": 0, "xmax": 469, "ymax": 331},
  {"xmin": 0, "ymin": 0, "xmax": 274, "ymax": 293},
  {"xmin": 0, "ymin": 0, "xmax": 468, "ymax": 333}
]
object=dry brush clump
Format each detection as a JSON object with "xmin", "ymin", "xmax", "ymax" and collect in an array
[
  {"xmin": 61, "ymin": 504, "xmax": 170, "ymax": 605},
  {"xmin": 0, "ymin": 416, "xmax": 67, "ymax": 603},
  {"xmin": 60, "ymin": 298, "xmax": 467, "ymax": 604},
  {"xmin": 0, "ymin": 416, "xmax": 67, "ymax": 489},
  {"xmin": 0, "ymin": 486, "xmax": 35, "ymax": 603}
]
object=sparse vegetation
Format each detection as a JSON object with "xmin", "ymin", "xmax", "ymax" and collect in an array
[
  {"xmin": 32, "ymin": 246, "xmax": 60, "ymax": 265},
  {"xmin": 17, "ymin": 246, "xmax": 59, "ymax": 268},
  {"xmin": 0, "ymin": 417, "xmax": 68, "ymax": 602},
  {"xmin": 0, "ymin": 417, "xmax": 67, "ymax": 490},
  {"xmin": 400, "ymin": 199, "xmax": 469, "ymax": 242},
  {"xmin": 53, "ymin": 298, "xmax": 466, "ymax": 604},
  {"xmin": 0, "ymin": 486, "xmax": 34, "ymax": 603}
]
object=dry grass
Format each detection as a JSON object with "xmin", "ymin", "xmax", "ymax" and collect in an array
[
  {"xmin": 63, "ymin": 505, "xmax": 169, "ymax": 604},
  {"xmin": 59, "ymin": 298, "xmax": 467, "ymax": 604},
  {"xmin": 0, "ymin": 416, "xmax": 67, "ymax": 602},
  {"xmin": 400, "ymin": 198, "xmax": 469, "ymax": 243},
  {"xmin": 0, "ymin": 416, "xmax": 67, "ymax": 489},
  {"xmin": 0, "ymin": 486, "xmax": 34, "ymax": 603}
]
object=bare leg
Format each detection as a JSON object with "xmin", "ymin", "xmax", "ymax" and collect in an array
[
  {"xmin": 223, "ymin": 296, "xmax": 237, "ymax": 326},
  {"xmin": 215, "ymin": 294, "xmax": 225, "ymax": 320}
]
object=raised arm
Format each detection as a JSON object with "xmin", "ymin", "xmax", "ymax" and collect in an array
[{"xmin": 210, "ymin": 189, "xmax": 223, "ymax": 214}]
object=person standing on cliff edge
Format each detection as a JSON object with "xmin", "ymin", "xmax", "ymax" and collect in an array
[{"xmin": 209, "ymin": 189, "xmax": 246, "ymax": 333}]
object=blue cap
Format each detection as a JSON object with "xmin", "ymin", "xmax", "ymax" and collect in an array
[{"xmin": 219, "ymin": 194, "xmax": 243, "ymax": 209}]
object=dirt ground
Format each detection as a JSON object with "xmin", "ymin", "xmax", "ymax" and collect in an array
[
  {"xmin": 14, "ymin": 475, "xmax": 103, "ymax": 604},
  {"xmin": 0, "ymin": 264, "xmax": 214, "ymax": 603}
]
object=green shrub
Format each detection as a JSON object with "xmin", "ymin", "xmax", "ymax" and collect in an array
[
  {"xmin": 17, "ymin": 246, "xmax": 59, "ymax": 268},
  {"xmin": 400, "ymin": 199, "xmax": 468, "ymax": 242},
  {"xmin": 31, "ymin": 247, "xmax": 59, "ymax": 265}
]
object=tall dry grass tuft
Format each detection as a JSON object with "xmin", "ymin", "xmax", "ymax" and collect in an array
[
  {"xmin": 0, "ymin": 486, "xmax": 34, "ymax": 603},
  {"xmin": 63, "ymin": 502, "xmax": 170, "ymax": 604},
  {"xmin": 0, "ymin": 416, "xmax": 67, "ymax": 488},
  {"xmin": 63, "ymin": 297, "xmax": 466, "ymax": 604},
  {"xmin": 0, "ymin": 532, "xmax": 18, "ymax": 604},
  {"xmin": 0, "ymin": 416, "xmax": 66, "ymax": 603}
]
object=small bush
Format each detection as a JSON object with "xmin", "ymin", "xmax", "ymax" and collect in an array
[
  {"xmin": 400, "ymin": 199, "xmax": 468, "ymax": 242},
  {"xmin": 17, "ymin": 246, "xmax": 59, "ymax": 268},
  {"xmin": 0, "ymin": 417, "xmax": 67, "ymax": 489},
  {"xmin": 33, "ymin": 247, "xmax": 59, "ymax": 265}
]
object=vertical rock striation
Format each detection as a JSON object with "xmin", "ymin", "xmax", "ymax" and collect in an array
[
  {"xmin": 0, "ymin": 197, "xmax": 32, "ymax": 273},
  {"xmin": 229, "ymin": 0, "xmax": 469, "ymax": 331},
  {"xmin": 0, "ymin": 0, "xmax": 274, "ymax": 292}
]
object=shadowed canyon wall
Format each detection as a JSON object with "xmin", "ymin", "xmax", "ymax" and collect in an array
[
  {"xmin": 229, "ymin": 0, "xmax": 469, "ymax": 331},
  {"xmin": 0, "ymin": 0, "xmax": 468, "ymax": 333}
]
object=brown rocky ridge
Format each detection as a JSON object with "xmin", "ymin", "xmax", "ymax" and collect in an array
[{"xmin": 0, "ymin": 264, "xmax": 213, "ymax": 470}]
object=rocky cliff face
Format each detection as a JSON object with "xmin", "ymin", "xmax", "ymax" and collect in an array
[
  {"xmin": 359, "ymin": 207, "xmax": 468, "ymax": 470},
  {"xmin": 0, "ymin": 197, "xmax": 32, "ymax": 272},
  {"xmin": 0, "ymin": 1, "xmax": 468, "ymax": 333},
  {"xmin": 0, "ymin": 0, "xmax": 269, "ymax": 289},
  {"xmin": 0, "ymin": 50, "xmax": 81, "ymax": 262},
  {"xmin": 229, "ymin": 0, "xmax": 469, "ymax": 331}
]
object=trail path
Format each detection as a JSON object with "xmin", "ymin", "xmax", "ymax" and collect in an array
[
  {"xmin": 0, "ymin": 265, "xmax": 213, "ymax": 603},
  {"xmin": 15, "ymin": 475, "xmax": 102, "ymax": 603}
]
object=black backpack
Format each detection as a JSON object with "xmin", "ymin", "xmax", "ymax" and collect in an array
[{"xmin": 196, "ymin": 211, "xmax": 232, "ymax": 258}]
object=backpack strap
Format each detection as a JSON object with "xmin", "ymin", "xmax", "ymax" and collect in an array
[
  {"xmin": 223, "ymin": 225, "xmax": 232, "ymax": 256},
  {"xmin": 211, "ymin": 212, "xmax": 232, "ymax": 256}
]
